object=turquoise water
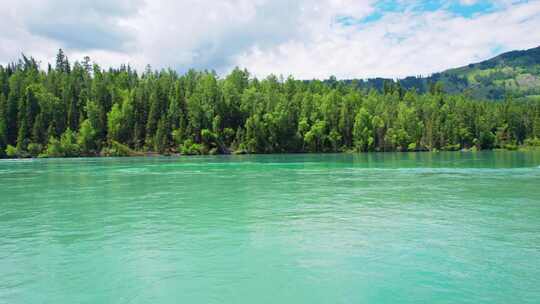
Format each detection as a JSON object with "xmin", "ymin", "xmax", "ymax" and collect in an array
[{"xmin": 1, "ymin": 152, "xmax": 540, "ymax": 303}]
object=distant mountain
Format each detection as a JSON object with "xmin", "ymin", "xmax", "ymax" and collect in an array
[{"xmin": 349, "ymin": 45, "xmax": 540, "ymax": 100}]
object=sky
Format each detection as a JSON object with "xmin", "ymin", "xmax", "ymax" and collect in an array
[{"xmin": 1, "ymin": 0, "xmax": 539, "ymax": 79}]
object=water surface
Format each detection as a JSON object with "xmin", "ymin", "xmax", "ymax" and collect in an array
[{"xmin": 1, "ymin": 152, "xmax": 540, "ymax": 303}]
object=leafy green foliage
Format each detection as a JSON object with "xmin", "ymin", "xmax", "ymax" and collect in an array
[
  {"xmin": 5, "ymin": 145, "xmax": 18, "ymax": 158},
  {"xmin": 77, "ymin": 119, "xmax": 97, "ymax": 155},
  {"xmin": 524, "ymin": 137, "xmax": 540, "ymax": 147},
  {"xmin": 60, "ymin": 128, "xmax": 80, "ymax": 157},
  {"xmin": 353, "ymin": 108, "xmax": 373, "ymax": 152},
  {"xmin": 27, "ymin": 143, "xmax": 43, "ymax": 157},
  {"xmin": 180, "ymin": 139, "xmax": 204, "ymax": 155},
  {"xmin": 1, "ymin": 49, "xmax": 540, "ymax": 158},
  {"xmin": 0, "ymin": 94, "xmax": 7, "ymax": 157},
  {"xmin": 41, "ymin": 129, "xmax": 80, "ymax": 158},
  {"xmin": 102, "ymin": 141, "xmax": 138, "ymax": 157},
  {"xmin": 43, "ymin": 137, "xmax": 63, "ymax": 158}
]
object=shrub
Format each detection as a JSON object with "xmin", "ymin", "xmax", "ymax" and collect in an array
[
  {"xmin": 442, "ymin": 143, "xmax": 461, "ymax": 151},
  {"xmin": 5, "ymin": 145, "xmax": 18, "ymax": 158},
  {"xmin": 27, "ymin": 143, "xmax": 43, "ymax": 157},
  {"xmin": 524, "ymin": 138, "xmax": 540, "ymax": 147},
  {"xmin": 201, "ymin": 129, "xmax": 217, "ymax": 146},
  {"xmin": 41, "ymin": 129, "xmax": 82, "ymax": 158},
  {"xmin": 60, "ymin": 128, "xmax": 81, "ymax": 157},
  {"xmin": 42, "ymin": 137, "xmax": 63, "ymax": 158},
  {"xmin": 503, "ymin": 143, "xmax": 518, "ymax": 151},
  {"xmin": 102, "ymin": 141, "xmax": 137, "ymax": 157},
  {"xmin": 77, "ymin": 119, "xmax": 97, "ymax": 155},
  {"xmin": 180, "ymin": 139, "xmax": 203, "ymax": 155},
  {"xmin": 407, "ymin": 142, "xmax": 417, "ymax": 151}
]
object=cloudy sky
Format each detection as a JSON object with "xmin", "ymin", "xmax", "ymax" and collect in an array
[{"xmin": 1, "ymin": 0, "xmax": 539, "ymax": 79}]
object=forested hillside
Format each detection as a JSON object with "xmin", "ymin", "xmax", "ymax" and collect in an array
[
  {"xmin": 351, "ymin": 45, "xmax": 540, "ymax": 101},
  {"xmin": 1, "ymin": 50, "xmax": 540, "ymax": 158}
]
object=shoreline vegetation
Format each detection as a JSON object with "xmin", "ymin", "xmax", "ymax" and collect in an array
[
  {"xmin": 4, "ymin": 146, "xmax": 540, "ymax": 160},
  {"xmin": 1, "ymin": 50, "xmax": 540, "ymax": 159}
]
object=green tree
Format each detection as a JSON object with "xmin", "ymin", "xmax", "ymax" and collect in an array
[
  {"xmin": 78, "ymin": 119, "xmax": 97, "ymax": 155},
  {"xmin": 55, "ymin": 49, "xmax": 70, "ymax": 73},
  {"xmin": 353, "ymin": 108, "xmax": 374, "ymax": 152},
  {"xmin": 304, "ymin": 120, "xmax": 326, "ymax": 152},
  {"xmin": 44, "ymin": 136, "xmax": 62, "ymax": 157},
  {"xmin": 60, "ymin": 128, "xmax": 80, "ymax": 157},
  {"xmin": 0, "ymin": 53, "xmax": 538, "ymax": 158},
  {"xmin": 107, "ymin": 103, "xmax": 123, "ymax": 143},
  {"xmin": 0, "ymin": 94, "xmax": 7, "ymax": 156},
  {"xmin": 154, "ymin": 117, "xmax": 170, "ymax": 153}
]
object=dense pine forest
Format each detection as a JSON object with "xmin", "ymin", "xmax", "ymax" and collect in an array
[{"xmin": 1, "ymin": 50, "xmax": 540, "ymax": 158}]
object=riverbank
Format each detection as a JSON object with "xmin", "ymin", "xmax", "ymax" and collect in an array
[{"xmin": 2, "ymin": 143, "xmax": 540, "ymax": 159}]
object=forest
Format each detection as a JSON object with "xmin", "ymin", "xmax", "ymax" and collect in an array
[{"xmin": 1, "ymin": 50, "xmax": 540, "ymax": 158}]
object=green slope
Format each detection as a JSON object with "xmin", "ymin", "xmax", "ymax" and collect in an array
[
  {"xmin": 430, "ymin": 45, "xmax": 540, "ymax": 100},
  {"xmin": 347, "ymin": 45, "xmax": 540, "ymax": 101}
]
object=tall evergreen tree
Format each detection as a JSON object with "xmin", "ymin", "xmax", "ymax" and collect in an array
[{"xmin": 1, "ymin": 52, "xmax": 540, "ymax": 158}]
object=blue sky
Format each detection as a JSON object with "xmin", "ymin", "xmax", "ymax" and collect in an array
[
  {"xmin": 353, "ymin": 0, "xmax": 498, "ymax": 23},
  {"xmin": 337, "ymin": 0, "xmax": 529, "ymax": 29},
  {"xmin": 1, "ymin": 0, "xmax": 539, "ymax": 79}
]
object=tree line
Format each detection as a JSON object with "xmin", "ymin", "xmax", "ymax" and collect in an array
[{"xmin": 1, "ymin": 50, "xmax": 540, "ymax": 158}]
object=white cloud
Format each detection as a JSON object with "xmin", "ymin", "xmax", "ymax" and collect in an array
[
  {"xmin": 236, "ymin": 1, "xmax": 540, "ymax": 79},
  {"xmin": 0, "ymin": 0, "xmax": 539, "ymax": 79},
  {"xmin": 459, "ymin": 0, "xmax": 478, "ymax": 5},
  {"xmin": 0, "ymin": 0, "xmax": 141, "ymax": 67}
]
